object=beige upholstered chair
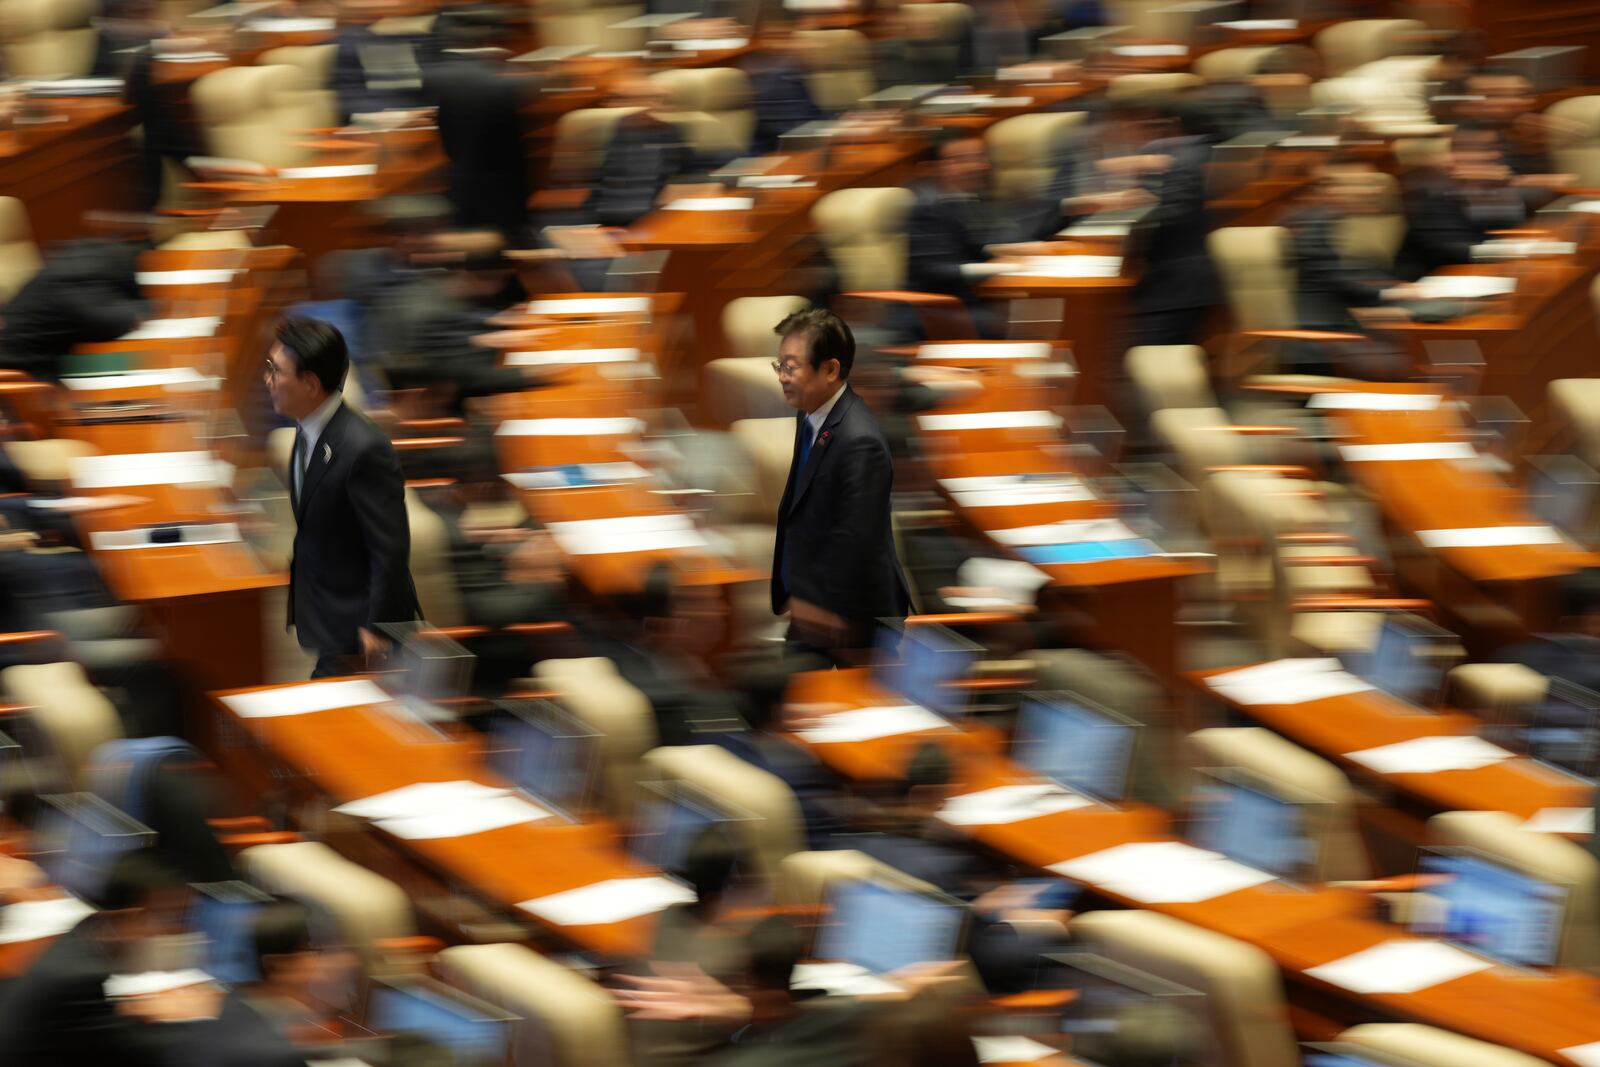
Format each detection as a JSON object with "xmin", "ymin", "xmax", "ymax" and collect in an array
[
  {"xmin": 1550, "ymin": 376, "xmax": 1600, "ymax": 469},
  {"xmin": 776, "ymin": 848, "xmax": 943, "ymax": 908},
  {"xmin": 548, "ymin": 106, "xmax": 644, "ymax": 187},
  {"xmin": 1069, "ymin": 910, "xmax": 1299, "ymax": 1067},
  {"xmin": 436, "ymin": 944, "xmax": 631, "ymax": 1067},
  {"xmin": 652, "ymin": 67, "xmax": 755, "ymax": 157},
  {"xmin": 1, "ymin": 662, "xmax": 123, "ymax": 789},
  {"xmin": 237, "ymin": 840, "xmax": 415, "ymax": 970},
  {"xmin": 1426, "ymin": 810, "xmax": 1600, "ymax": 971},
  {"xmin": 1105, "ymin": 72, "xmax": 1203, "ymax": 108},
  {"xmin": 257, "ymin": 45, "xmax": 340, "ymax": 132},
  {"xmin": 703, "ymin": 296, "xmax": 806, "ymax": 427},
  {"xmin": 812, "ymin": 187, "xmax": 915, "ymax": 292},
  {"xmin": 900, "ymin": 3, "xmax": 974, "ymax": 49},
  {"xmin": 1193, "ymin": 46, "xmax": 1279, "ymax": 82},
  {"xmin": 1547, "ymin": 96, "xmax": 1600, "ymax": 188},
  {"xmin": 1338, "ymin": 1024, "xmax": 1552, "ymax": 1067},
  {"xmin": 0, "ymin": 0, "xmax": 98, "ymax": 79},
  {"xmin": 191, "ymin": 65, "xmax": 318, "ymax": 171},
  {"xmin": 0, "ymin": 196, "xmax": 42, "ymax": 304},
  {"xmin": 796, "ymin": 29, "xmax": 875, "ymax": 113},
  {"xmin": 1126, "ymin": 345, "xmax": 1215, "ymax": 414},
  {"xmin": 537, "ymin": 2, "xmax": 646, "ymax": 55},
  {"xmin": 1208, "ymin": 226, "xmax": 1296, "ymax": 335},
  {"xmin": 730, "ymin": 417, "xmax": 794, "ymax": 524},
  {"xmin": 642, "ymin": 745, "xmax": 805, "ymax": 891},
  {"xmin": 533, "ymin": 658, "xmax": 658, "ymax": 821},
  {"xmin": 404, "ymin": 488, "xmax": 462, "ymax": 628},
  {"xmin": 4, "ymin": 439, "xmax": 97, "ymax": 486},
  {"xmin": 1187, "ymin": 726, "xmax": 1371, "ymax": 881},
  {"xmin": 1446, "ymin": 663, "xmax": 1548, "ymax": 728},
  {"xmin": 1314, "ymin": 18, "xmax": 1425, "ymax": 77},
  {"xmin": 985, "ymin": 112, "xmax": 1086, "ymax": 203},
  {"xmin": 1334, "ymin": 170, "xmax": 1405, "ymax": 271}
]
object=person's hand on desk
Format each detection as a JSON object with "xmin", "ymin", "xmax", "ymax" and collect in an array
[
  {"xmin": 0, "ymin": 854, "xmax": 47, "ymax": 901},
  {"xmin": 789, "ymin": 597, "xmax": 847, "ymax": 646},
  {"xmin": 116, "ymin": 981, "xmax": 225, "ymax": 1024},
  {"xmin": 358, "ymin": 627, "xmax": 391, "ymax": 668},
  {"xmin": 506, "ymin": 531, "xmax": 565, "ymax": 585},
  {"xmin": 613, "ymin": 964, "xmax": 752, "ymax": 1026},
  {"xmin": 1096, "ymin": 155, "xmax": 1172, "ymax": 178},
  {"xmin": 1512, "ymin": 172, "xmax": 1580, "ymax": 191},
  {"xmin": 1064, "ymin": 188, "xmax": 1155, "ymax": 215}
]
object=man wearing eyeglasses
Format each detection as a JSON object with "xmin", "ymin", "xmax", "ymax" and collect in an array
[
  {"xmin": 264, "ymin": 317, "xmax": 418, "ymax": 678},
  {"xmin": 769, "ymin": 309, "xmax": 909, "ymax": 658}
]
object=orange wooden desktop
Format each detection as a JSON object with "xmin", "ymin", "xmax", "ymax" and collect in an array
[{"xmin": 0, "ymin": 98, "xmax": 142, "ymax": 245}]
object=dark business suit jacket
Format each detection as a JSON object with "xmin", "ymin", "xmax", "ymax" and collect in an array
[
  {"xmin": 770, "ymin": 386, "xmax": 910, "ymax": 623},
  {"xmin": 590, "ymin": 113, "xmax": 698, "ymax": 229},
  {"xmin": 181, "ymin": 991, "xmax": 304, "ymax": 1067},
  {"xmin": 425, "ymin": 55, "xmax": 531, "ymax": 243},
  {"xmin": 0, "ymin": 239, "xmax": 147, "ymax": 382},
  {"xmin": 1128, "ymin": 136, "xmax": 1220, "ymax": 316},
  {"xmin": 287, "ymin": 402, "xmax": 419, "ymax": 655},
  {"xmin": 1287, "ymin": 204, "xmax": 1389, "ymax": 333},
  {"xmin": 1395, "ymin": 172, "xmax": 1483, "ymax": 281}
]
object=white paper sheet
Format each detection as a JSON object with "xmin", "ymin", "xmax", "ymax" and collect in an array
[
  {"xmin": 919, "ymin": 342, "xmax": 1052, "ymax": 360},
  {"xmin": 989, "ymin": 519, "xmax": 1139, "ymax": 546},
  {"xmin": 945, "ymin": 475, "xmax": 1094, "ymax": 508},
  {"xmin": 972, "ymin": 1036, "xmax": 1059, "ymax": 1064},
  {"xmin": 1009, "ymin": 255, "xmax": 1124, "ymax": 279},
  {"xmin": 1416, "ymin": 525, "xmax": 1562, "ymax": 549},
  {"xmin": 797, "ymin": 705, "xmax": 952, "ymax": 744},
  {"xmin": 938, "ymin": 783, "xmax": 1094, "ymax": 826},
  {"xmin": 790, "ymin": 962, "xmax": 905, "ymax": 997},
  {"xmin": 1559, "ymin": 1043, "xmax": 1600, "ymax": 1067},
  {"xmin": 1339, "ymin": 442, "xmax": 1478, "ymax": 462},
  {"xmin": 954, "ymin": 557, "xmax": 1052, "ymax": 605},
  {"xmin": 278, "ymin": 164, "xmax": 377, "ymax": 180},
  {"xmin": 1276, "ymin": 134, "xmax": 1341, "ymax": 148},
  {"xmin": 1308, "ymin": 392, "xmax": 1442, "ymax": 412},
  {"xmin": 376, "ymin": 794, "xmax": 553, "ymax": 839},
  {"xmin": 1344, "ymin": 735, "xmax": 1513, "ymax": 775},
  {"xmin": 135, "ymin": 270, "xmax": 237, "ymax": 287},
  {"xmin": 1217, "ymin": 18, "xmax": 1297, "ymax": 28},
  {"xmin": 1525, "ymin": 807, "xmax": 1593, "ymax": 834},
  {"xmin": 496, "ymin": 417, "xmax": 643, "ymax": 437},
  {"xmin": 547, "ymin": 513, "xmax": 708, "ymax": 555},
  {"xmin": 72, "ymin": 451, "xmax": 224, "ymax": 489},
  {"xmin": 120, "ymin": 316, "xmax": 222, "ymax": 340},
  {"xmin": 62, "ymin": 368, "xmax": 215, "ymax": 392},
  {"xmin": 1112, "ymin": 44, "xmax": 1187, "ymax": 56},
  {"xmin": 246, "ymin": 16, "xmax": 336, "ymax": 30},
  {"xmin": 1049, "ymin": 841, "xmax": 1276, "ymax": 902},
  {"xmin": 663, "ymin": 197, "xmax": 754, "ymax": 211},
  {"xmin": 1412, "ymin": 274, "xmax": 1516, "ymax": 300},
  {"xmin": 335, "ymin": 780, "xmax": 510, "ymax": 821},
  {"xmin": 90, "ymin": 523, "xmax": 242, "ymax": 551},
  {"xmin": 219, "ymin": 679, "xmax": 390, "ymax": 719},
  {"xmin": 670, "ymin": 37, "xmax": 748, "ymax": 50},
  {"xmin": 1303, "ymin": 940, "xmax": 1492, "ymax": 994},
  {"xmin": 1571, "ymin": 201, "xmax": 1600, "ymax": 215},
  {"xmin": 503, "ymin": 462, "xmax": 651, "ymax": 489},
  {"xmin": 0, "ymin": 896, "xmax": 95, "ymax": 944},
  {"xmin": 505, "ymin": 347, "xmax": 640, "ymax": 366},
  {"xmin": 104, "ymin": 969, "xmax": 216, "ymax": 999},
  {"xmin": 528, "ymin": 297, "xmax": 650, "ymax": 316},
  {"xmin": 918, "ymin": 410, "xmax": 1063, "ymax": 431},
  {"xmin": 1205, "ymin": 658, "xmax": 1374, "ymax": 706},
  {"xmin": 518, "ymin": 876, "xmax": 696, "ymax": 925}
]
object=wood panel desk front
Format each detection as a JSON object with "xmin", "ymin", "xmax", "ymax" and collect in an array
[
  {"xmin": 785, "ymin": 667, "xmax": 1600, "ymax": 1067},
  {"xmin": 0, "ymin": 99, "xmax": 141, "ymax": 244}
]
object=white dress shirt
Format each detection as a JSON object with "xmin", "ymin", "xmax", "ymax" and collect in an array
[
  {"xmin": 805, "ymin": 383, "xmax": 847, "ymax": 443},
  {"xmin": 293, "ymin": 392, "xmax": 342, "ymax": 495}
]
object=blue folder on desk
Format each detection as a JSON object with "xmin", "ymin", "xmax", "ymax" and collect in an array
[{"xmin": 1017, "ymin": 540, "xmax": 1159, "ymax": 565}]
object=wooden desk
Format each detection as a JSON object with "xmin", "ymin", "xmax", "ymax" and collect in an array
[
  {"xmin": 212, "ymin": 681, "xmax": 663, "ymax": 958},
  {"xmin": 786, "ymin": 666, "xmax": 1600, "ymax": 1067},
  {"xmin": 0, "ymin": 99, "xmax": 141, "ymax": 245}
]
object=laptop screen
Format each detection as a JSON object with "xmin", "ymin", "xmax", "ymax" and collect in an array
[
  {"xmin": 1351, "ymin": 615, "xmax": 1455, "ymax": 708},
  {"xmin": 631, "ymin": 783, "xmax": 741, "ymax": 875},
  {"xmin": 484, "ymin": 699, "xmax": 596, "ymax": 819},
  {"xmin": 816, "ymin": 879, "xmax": 966, "ymax": 976},
  {"xmin": 1413, "ymin": 848, "xmax": 1568, "ymax": 967},
  {"xmin": 1052, "ymin": 951, "xmax": 1204, "ymax": 1067},
  {"xmin": 1012, "ymin": 693, "xmax": 1137, "ymax": 802},
  {"xmin": 189, "ymin": 880, "xmax": 273, "ymax": 986},
  {"xmin": 1522, "ymin": 678, "xmax": 1600, "ymax": 784},
  {"xmin": 1191, "ymin": 770, "xmax": 1314, "ymax": 880},
  {"xmin": 873, "ymin": 623, "xmax": 978, "ymax": 718},
  {"xmin": 35, "ymin": 792, "xmax": 156, "ymax": 904},
  {"xmin": 367, "ymin": 978, "xmax": 512, "ymax": 1067}
]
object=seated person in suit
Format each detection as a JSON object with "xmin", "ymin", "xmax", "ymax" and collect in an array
[
  {"xmin": 331, "ymin": 0, "xmax": 437, "ymax": 123},
  {"xmin": 1493, "ymin": 567, "xmax": 1600, "ymax": 694},
  {"xmin": 1395, "ymin": 129, "xmax": 1526, "ymax": 280},
  {"xmin": 590, "ymin": 75, "xmax": 702, "ymax": 229},
  {"xmin": 1453, "ymin": 69, "xmax": 1580, "ymax": 213},
  {"xmin": 905, "ymin": 136, "xmax": 1062, "ymax": 337},
  {"xmin": 874, "ymin": 4, "xmax": 966, "ymax": 89},
  {"xmin": 745, "ymin": 25, "xmax": 826, "ymax": 153},
  {"xmin": 0, "ymin": 238, "xmax": 147, "ymax": 382},
  {"xmin": 0, "ymin": 851, "xmax": 218, "ymax": 1067}
]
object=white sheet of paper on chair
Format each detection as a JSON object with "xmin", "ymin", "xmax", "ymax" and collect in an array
[
  {"xmin": 972, "ymin": 1036, "xmax": 1059, "ymax": 1063},
  {"xmin": 1344, "ymin": 734, "xmax": 1513, "ymax": 774},
  {"xmin": 797, "ymin": 705, "xmax": 951, "ymax": 743},
  {"xmin": 1205, "ymin": 658, "xmax": 1373, "ymax": 706},
  {"xmin": 219, "ymin": 679, "xmax": 390, "ymax": 719},
  {"xmin": 1416, "ymin": 525, "xmax": 1562, "ymax": 549},
  {"xmin": 1304, "ymin": 940, "xmax": 1491, "ymax": 994},
  {"xmin": 519, "ymin": 876, "xmax": 696, "ymax": 925}
]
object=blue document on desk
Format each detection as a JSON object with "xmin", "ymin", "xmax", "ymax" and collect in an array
[{"xmin": 1017, "ymin": 540, "xmax": 1159, "ymax": 565}]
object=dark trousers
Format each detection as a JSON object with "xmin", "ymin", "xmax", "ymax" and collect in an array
[{"xmin": 311, "ymin": 652, "xmax": 358, "ymax": 679}]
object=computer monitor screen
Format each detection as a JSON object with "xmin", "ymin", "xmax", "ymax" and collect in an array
[
  {"xmin": 484, "ymin": 699, "xmax": 597, "ymax": 819},
  {"xmin": 631, "ymin": 782, "xmax": 743, "ymax": 875},
  {"xmin": 1304, "ymin": 1054, "xmax": 1390, "ymax": 1067},
  {"xmin": 35, "ymin": 792, "xmax": 156, "ymax": 903},
  {"xmin": 1302, "ymin": 1043, "xmax": 1417, "ymax": 1067},
  {"xmin": 1012, "ymin": 693, "xmax": 1138, "ymax": 802},
  {"xmin": 376, "ymin": 622, "xmax": 475, "ymax": 713},
  {"xmin": 1191, "ymin": 769, "xmax": 1314, "ymax": 880},
  {"xmin": 816, "ymin": 879, "xmax": 966, "ymax": 976},
  {"xmin": 1051, "ymin": 951, "xmax": 1204, "ymax": 1067},
  {"xmin": 190, "ymin": 880, "xmax": 273, "ymax": 986},
  {"xmin": 367, "ymin": 977, "xmax": 512, "ymax": 1067},
  {"xmin": 1522, "ymin": 678, "xmax": 1600, "ymax": 783},
  {"xmin": 1352, "ymin": 615, "xmax": 1455, "ymax": 708},
  {"xmin": 1413, "ymin": 848, "xmax": 1568, "ymax": 967},
  {"xmin": 1526, "ymin": 455, "xmax": 1598, "ymax": 539},
  {"xmin": 872, "ymin": 622, "xmax": 978, "ymax": 717}
]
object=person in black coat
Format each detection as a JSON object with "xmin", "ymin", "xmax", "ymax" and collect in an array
[
  {"xmin": 263, "ymin": 317, "xmax": 419, "ymax": 678},
  {"xmin": 0, "ymin": 238, "xmax": 147, "ymax": 382},
  {"xmin": 589, "ymin": 76, "xmax": 701, "ymax": 229},
  {"xmin": 768, "ymin": 309, "xmax": 910, "ymax": 659}
]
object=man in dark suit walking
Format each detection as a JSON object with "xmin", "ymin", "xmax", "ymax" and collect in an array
[
  {"xmin": 769, "ymin": 309, "xmax": 909, "ymax": 658},
  {"xmin": 264, "ymin": 317, "xmax": 419, "ymax": 678}
]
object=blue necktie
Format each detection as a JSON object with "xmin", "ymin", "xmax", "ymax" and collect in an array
[{"xmin": 797, "ymin": 419, "xmax": 815, "ymax": 472}]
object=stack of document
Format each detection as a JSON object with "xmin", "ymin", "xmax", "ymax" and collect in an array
[
  {"xmin": 797, "ymin": 705, "xmax": 951, "ymax": 743},
  {"xmin": 1049, "ymin": 841, "xmax": 1276, "ymax": 903},
  {"xmin": 120, "ymin": 316, "xmax": 222, "ymax": 340},
  {"xmin": 219, "ymin": 679, "xmax": 390, "ymax": 719},
  {"xmin": 1304, "ymin": 940, "xmax": 1491, "ymax": 994},
  {"xmin": 1339, "ymin": 442, "xmax": 1477, "ymax": 463},
  {"xmin": 990, "ymin": 518, "xmax": 1138, "ymax": 547},
  {"xmin": 918, "ymin": 410, "xmax": 1063, "ymax": 431},
  {"xmin": 1344, "ymin": 735, "xmax": 1513, "ymax": 775},
  {"xmin": 503, "ymin": 462, "xmax": 651, "ymax": 490},
  {"xmin": 0, "ymin": 895, "xmax": 95, "ymax": 945},
  {"xmin": 1474, "ymin": 239, "xmax": 1576, "ymax": 260},
  {"xmin": 61, "ymin": 367, "xmax": 217, "ymax": 392},
  {"xmin": 1008, "ymin": 255, "xmax": 1124, "ymax": 279},
  {"xmin": 1112, "ymin": 44, "xmax": 1187, "ymax": 56},
  {"xmin": 919, "ymin": 342, "xmax": 1052, "ymax": 361},
  {"xmin": 663, "ymin": 197, "xmax": 754, "ymax": 212},
  {"xmin": 528, "ymin": 297, "xmax": 650, "ymax": 316},
  {"xmin": 71, "ymin": 450, "xmax": 229, "ymax": 489},
  {"xmin": 496, "ymin": 417, "xmax": 644, "ymax": 437},
  {"xmin": 336, "ymin": 780, "xmax": 553, "ymax": 839},
  {"xmin": 546, "ymin": 513, "xmax": 708, "ymax": 556},
  {"xmin": 519, "ymin": 876, "xmax": 696, "ymax": 925},
  {"xmin": 939, "ymin": 473, "xmax": 1092, "ymax": 508},
  {"xmin": 971, "ymin": 1037, "xmax": 1058, "ymax": 1064},
  {"xmin": 135, "ymin": 269, "xmax": 239, "ymax": 287},
  {"xmin": 1206, "ymin": 658, "xmax": 1374, "ymax": 706},
  {"xmin": 104, "ymin": 969, "xmax": 217, "ymax": 1000},
  {"xmin": 938, "ymin": 783, "xmax": 1093, "ymax": 826},
  {"xmin": 505, "ymin": 347, "xmax": 640, "ymax": 367},
  {"xmin": 279, "ymin": 164, "xmax": 378, "ymax": 180},
  {"xmin": 1415, "ymin": 526, "xmax": 1561, "ymax": 549},
  {"xmin": 1308, "ymin": 392, "xmax": 1441, "ymax": 412},
  {"xmin": 1411, "ymin": 274, "xmax": 1516, "ymax": 300}
]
